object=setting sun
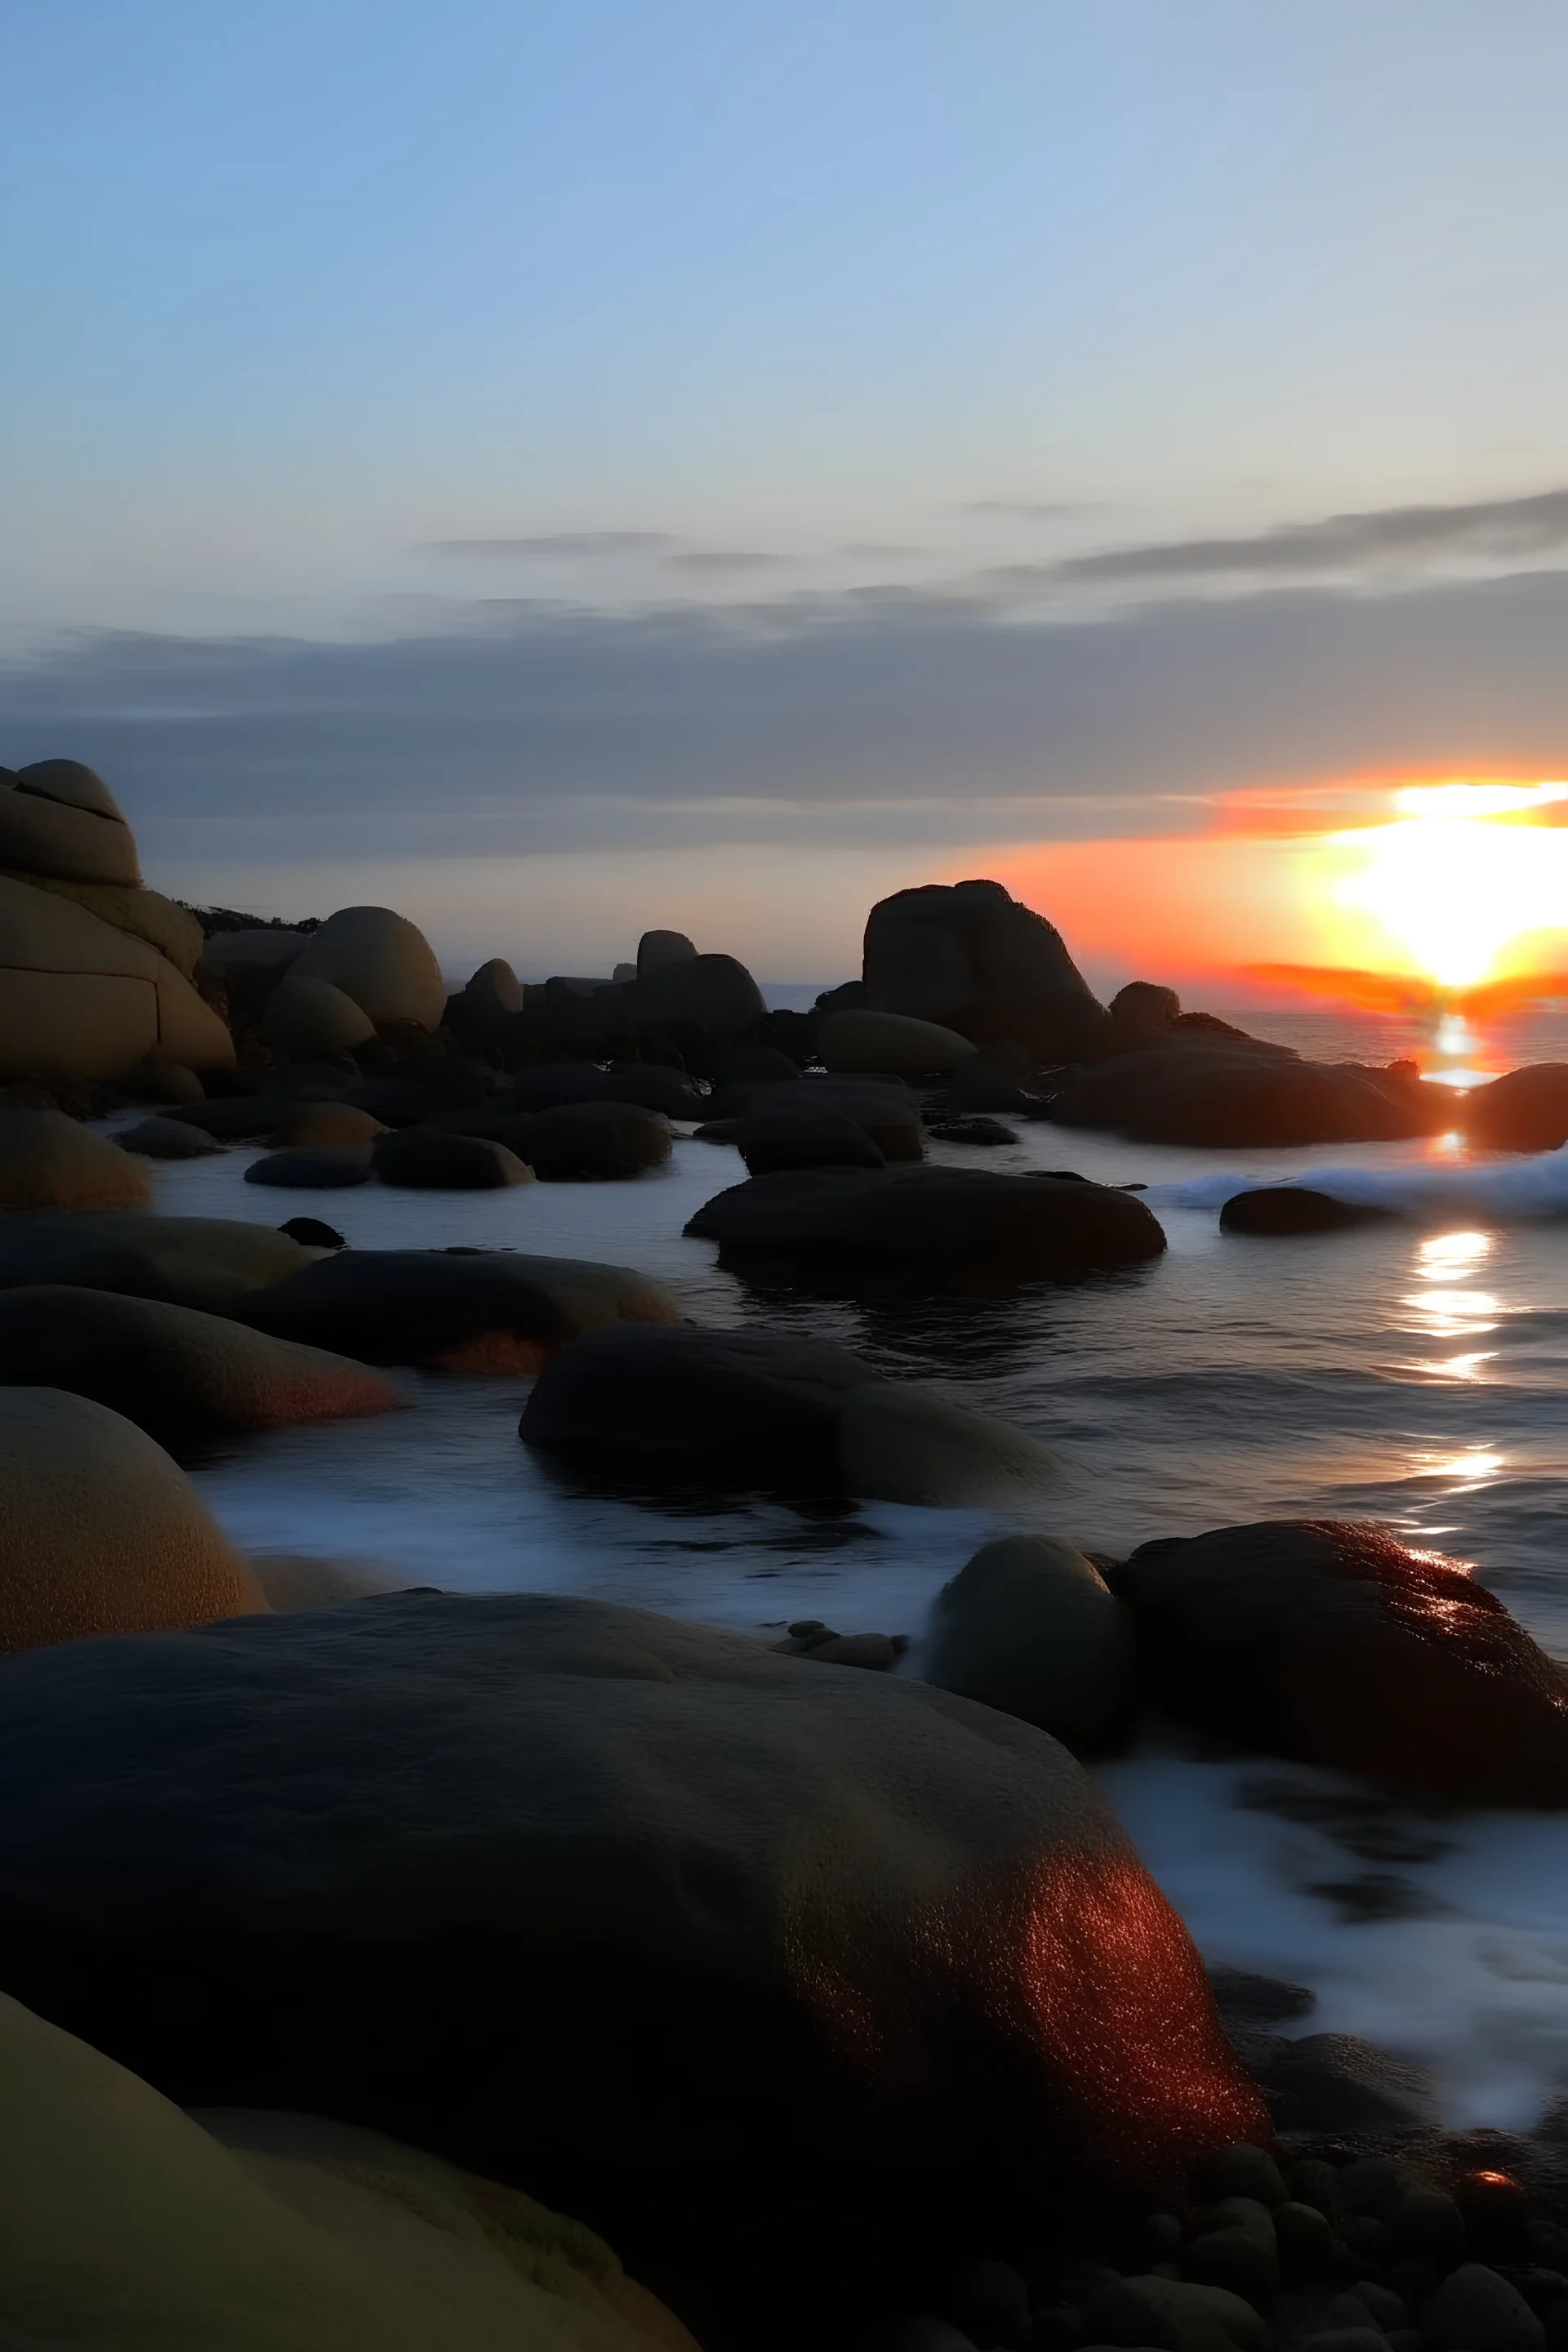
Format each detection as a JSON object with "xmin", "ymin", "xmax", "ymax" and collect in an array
[{"xmin": 1330, "ymin": 782, "xmax": 1568, "ymax": 988}]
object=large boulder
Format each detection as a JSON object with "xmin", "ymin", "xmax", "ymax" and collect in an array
[
  {"xmin": 0, "ymin": 1106, "xmax": 152, "ymax": 1209},
  {"xmin": 521, "ymin": 1325, "xmax": 1062, "ymax": 1505},
  {"xmin": 0, "ymin": 1592, "xmax": 1268, "ymax": 2327},
  {"xmin": 0, "ymin": 759, "xmax": 140, "ymax": 885},
  {"xmin": 5, "ymin": 876, "xmax": 205, "ymax": 975},
  {"xmin": 0, "ymin": 874, "xmax": 235, "ymax": 1079},
  {"xmin": 119, "ymin": 1112, "xmax": 228, "ymax": 1160},
  {"xmin": 513, "ymin": 1102, "xmax": 671, "ymax": 1182},
  {"xmin": 0, "ymin": 1287, "xmax": 404, "ymax": 1444},
  {"xmin": 244, "ymin": 1147, "xmax": 374, "ymax": 1188},
  {"xmin": 711, "ymin": 1076, "xmax": 923, "ymax": 1159},
  {"xmin": 0, "ymin": 1213, "xmax": 315, "ymax": 1315},
  {"xmin": 0, "ymin": 1386, "xmax": 264, "ymax": 1655},
  {"xmin": 636, "ymin": 929, "xmax": 698, "ymax": 977},
  {"xmin": 626, "ymin": 951, "xmax": 765, "ymax": 1038},
  {"xmin": 924, "ymin": 1535, "xmax": 1138, "ymax": 1757},
  {"xmin": 863, "ymin": 880, "xmax": 1106, "ymax": 1059},
  {"xmin": 1111, "ymin": 1520, "xmax": 1568, "ymax": 1804},
  {"xmin": 372, "ymin": 1126, "xmax": 532, "ymax": 1190},
  {"xmin": 818, "ymin": 1008, "xmax": 978, "ymax": 1075},
  {"xmin": 0, "ymin": 1991, "xmax": 697, "ymax": 2352},
  {"xmin": 1219, "ymin": 1187, "xmax": 1398, "ymax": 1236},
  {"xmin": 740, "ymin": 1098, "xmax": 886, "ymax": 1174},
  {"xmin": 1049, "ymin": 1048, "xmax": 1437, "ymax": 1147},
  {"xmin": 1462, "ymin": 1063, "xmax": 1568, "ymax": 1152},
  {"xmin": 261, "ymin": 973, "xmax": 377, "ymax": 1056},
  {"xmin": 289, "ymin": 906, "xmax": 448, "ymax": 1032},
  {"xmin": 686, "ymin": 1165, "xmax": 1166, "ymax": 1294},
  {"xmin": 197, "ymin": 926, "xmax": 310, "ymax": 1003},
  {"xmin": 239, "ymin": 1249, "xmax": 684, "ymax": 1370}
]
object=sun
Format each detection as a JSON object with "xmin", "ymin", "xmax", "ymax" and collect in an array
[{"xmin": 1330, "ymin": 782, "xmax": 1568, "ymax": 989}]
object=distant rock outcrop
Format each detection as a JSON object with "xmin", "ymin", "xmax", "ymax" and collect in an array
[{"xmin": 863, "ymin": 878, "xmax": 1107, "ymax": 1061}]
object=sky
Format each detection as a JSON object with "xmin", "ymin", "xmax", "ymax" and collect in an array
[{"xmin": 5, "ymin": 1, "xmax": 1568, "ymax": 984}]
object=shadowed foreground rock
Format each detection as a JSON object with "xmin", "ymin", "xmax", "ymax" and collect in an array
[
  {"xmin": 0, "ymin": 1593, "xmax": 1267, "ymax": 2344},
  {"xmin": 0, "ymin": 1213, "xmax": 316, "ymax": 1315},
  {"xmin": 0, "ymin": 1991, "xmax": 697, "ymax": 2352},
  {"xmin": 923, "ymin": 1533, "xmax": 1138, "ymax": 1757},
  {"xmin": 1462, "ymin": 1062, "xmax": 1568, "ymax": 1152},
  {"xmin": 1111, "ymin": 1520, "xmax": 1568, "ymax": 1805},
  {"xmin": 1050, "ymin": 1048, "xmax": 1439, "ymax": 1147},
  {"xmin": 686, "ymin": 1165, "xmax": 1165, "ymax": 1293},
  {"xmin": 1219, "ymin": 1188, "xmax": 1400, "ymax": 1236}
]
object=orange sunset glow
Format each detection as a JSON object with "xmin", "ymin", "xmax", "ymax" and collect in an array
[{"xmin": 982, "ymin": 781, "xmax": 1568, "ymax": 999}]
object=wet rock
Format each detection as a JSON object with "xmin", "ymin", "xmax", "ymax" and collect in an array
[
  {"xmin": 686, "ymin": 1165, "xmax": 1166, "ymax": 1295},
  {"xmin": 118, "ymin": 1113, "xmax": 227, "ymax": 1160},
  {"xmin": 1219, "ymin": 1189, "xmax": 1400, "ymax": 1236},
  {"xmin": 513, "ymin": 1101, "xmax": 671, "ymax": 1181},
  {"xmin": 1385, "ymin": 2189, "xmax": 1464, "ymax": 2265},
  {"xmin": 924, "ymin": 1534, "xmax": 1138, "ymax": 1757},
  {"xmin": 770, "ymin": 1625, "xmax": 908, "ymax": 1671},
  {"xmin": 1423, "ymin": 2264, "xmax": 1545, "ymax": 2352},
  {"xmin": 1275, "ymin": 2201, "xmax": 1337, "ymax": 2277},
  {"xmin": 1080, "ymin": 2272, "xmax": 1270, "ymax": 2352},
  {"xmin": 926, "ymin": 1116, "xmax": 1018, "ymax": 1145},
  {"xmin": 740, "ymin": 1099, "xmax": 887, "ymax": 1175},
  {"xmin": 1051, "ymin": 1049, "xmax": 1435, "ymax": 1148},
  {"xmin": 0, "ymin": 1285, "xmax": 403, "ymax": 1443},
  {"xmin": 1463, "ymin": 1065, "xmax": 1568, "ymax": 1152},
  {"xmin": 0, "ymin": 1213, "xmax": 313, "ymax": 1316},
  {"xmin": 270, "ymin": 1100, "xmax": 386, "ymax": 1147},
  {"xmin": 835, "ymin": 1383, "xmax": 1063, "ymax": 1507},
  {"xmin": 1196, "ymin": 2145, "xmax": 1290, "ymax": 2209},
  {"xmin": 275, "ymin": 1217, "xmax": 346, "ymax": 1251},
  {"xmin": 1113, "ymin": 1520, "xmax": 1568, "ymax": 1806},
  {"xmin": 0, "ymin": 1592, "xmax": 1269, "ymax": 2311},
  {"xmin": 245, "ymin": 1146, "xmax": 375, "ymax": 1188},
  {"xmin": 1256, "ymin": 2034, "xmax": 1437, "ymax": 2132},
  {"xmin": 1207, "ymin": 1970, "xmax": 1316, "ymax": 2031},
  {"xmin": 599, "ymin": 1065, "xmax": 706, "ymax": 1119},
  {"xmin": 372, "ymin": 1126, "xmax": 532, "ymax": 1190}
]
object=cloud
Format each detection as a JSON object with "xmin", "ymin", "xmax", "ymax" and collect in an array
[
  {"xmin": 963, "ymin": 501, "xmax": 1105, "ymax": 520},
  {"xmin": 420, "ymin": 532, "xmax": 680, "ymax": 558},
  {"xmin": 663, "ymin": 550, "xmax": 787, "ymax": 574},
  {"xmin": 7, "ymin": 568, "xmax": 1568, "ymax": 875},
  {"xmin": 1058, "ymin": 486, "xmax": 1568, "ymax": 584}
]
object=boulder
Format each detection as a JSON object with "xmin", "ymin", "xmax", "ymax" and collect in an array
[
  {"xmin": 1463, "ymin": 1064, "xmax": 1568, "ymax": 1152},
  {"xmin": 0, "ymin": 1991, "xmax": 697, "ymax": 2352},
  {"xmin": 0, "ymin": 873, "xmax": 235, "ymax": 1079},
  {"xmin": 270, "ymin": 1100, "xmax": 386, "ymax": 1147},
  {"xmin": 627, "ymin": 951, "xmax": 765, "ymax": 1038},
  {"xmin": 863, "ymin": 880, "xmax": 1107, "ymax": 1058},
  {"xmin": 0, "ymin": 1386, "xmax": 264, "ymax": 1655},
  {"xmin": 372, "ymin": 1127, "xmax": 532, "ymax": 1190},
  {"xmin": 0, "ymin": 1592, "xmax": 1268, "ymax": 2321},
  {"xmin": 924, "ymin": 1535, "xmax": 1138, "ymax": 1757},
  {"xmin": 261, "ymin": 973, "xmax": 376, "ymax": 1056},
  {"xmin": 1423, "ymin": 2265, "xmax": 1544, "ymax": 2352},
  {"xmin": 1050, "ymin": 1049, "xmax": 1435, "ymax": 1147},
  {"xmin": 289, "ymin": 906, "xmax": 448, "ymax": 1032},
  {"xmin": 1082, "ymin": 2273, "xmax": 1269, "ymax": 2352},
  {"xmin": 522, "ymin": 1325, "xmax": 1062, "ymax": 1505},
  {"xmin": 119, "ymin": 1113, "xmax": 228, "ymax": 1160},
  {"xmin": 239, "ymin": 1249, "xmax": 683, "ymax": 1370},
  {"xmin": 714, "ymin": 1076, "xmax": 923, "ymax": 1160},
  {"xmin": 819, "ymin": 1008, "xmax": 978, "ymax": 1075},
  {"xmin": 0, "ymin": 1286, "xmax": 404, "ymax": 1444},
  {"xmin": 3, "ymin": 876, "xmax": 204, "ymax": 974},
  {"xmin": 686, "ymin": 1165, "xmax": 1167, "ymax": 1295},
  {"xmin": 741, "ymin": 1100, "xmax": 886, "ymax": 1175},
  {"xmin": 0, "ymin": 759, "xmax": 140, "ymax": 885},
  {"xmin": 636, "ymin": 929, "xmax": 698, "ymax": 976},
  {"xmin": 245, "ymin": 1146, "xmax": 374, "ymax": 1189},
  {"xmin": 512, "ymin": 1102, "xmax": 671, "ymax": 1182},
  {"xmin": 123, "ymin": 1056, "xmax": 205, "ymax": 1103},
  {"xmin": 0, "ymin": 1106, "xmax": 152, "ymax": 1209},
  {"xmin": 0, "ymin": 1213, "xmax": 314, "ymax": 1315},
  {"xmin": 197, "ymin": 926, "xmax": 310, "ymax": 1002},
  {"xmin": 1219, "ymin": 1189, "xmax": 1399, "ymax": 1236},
  {"xmin": 1111, "ymin": 1520, "xmax": 1568, "ymax": 1804}
]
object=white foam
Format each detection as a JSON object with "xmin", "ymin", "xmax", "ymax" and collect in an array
[{"xmin": 1152, "ymin": 1143, "xmax": 1568, "ymax": 1223}]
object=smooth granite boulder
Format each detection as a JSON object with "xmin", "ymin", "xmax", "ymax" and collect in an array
[
  {"xmin": 818, "ymin": 1008, "xmax": 978, "ymax": 1074},
  {"xmin": 1462, "ymin": 1063, "xmax": 1568, "ymax": 1152},
  {"xmin": 289, "ymin": 905, "xmax": 448, "ymax": 1032},
  {"xmin": 1112, "ymin": 1520, "xmax": 1568, "ymax": 1804},
  {"xmin": 512, "ymin": 1101, "xmax": 670, "ymax": 1182},
  {"xmin": 239, "ymin": 1249, "xmax": 684, "ymax": 1370},
  {"xmin": 1050, "ymin": 1048, "xmax": 1434, "ymax": 1148},
  {"xmin": 244, "ymin": 1146, "xmax": 375, "ymax": 1189},
  {"xmin": 522, "ymin": 1325, "xmax": 1063, "ymax": 1505},
  {"xmin": 271, "ymin": 1099, "xmax": 387, "ymax": 1147},
  {"xmin": 686, "ymin": 1165, "xmax": 1166, "ymax": 1294},
  {"xmin": 0, "ymin": 1286, "xmax": 404, "ymax": 1444},
  {"xmin": 261, "ymin": 973, "xmax": 377, "ymax": 1057},
  {"xmin": 0, "ymin": 874, "xmax": 235, "ymax": 1079},
  {"xmin": 635, "ymin": 929, "xmax": 698, "ymax": 977},
  {"xmin": 0, "ymin": 1106, "xmax": 153, "ymax": 1209},
  {"xmin": 0, "ymin": 1593, "xmax": 1267, "ymax": 2324},
  {"xmin": 1219, "ymin": 1188, "xmax": 1399, "ymax": 1236},
  {"xmin": 0, "ymin": 759, "xmax": 140, "ymax": 885},
  {"xmin": 0, "ymin": 1213, "xmax": 315, "ymax": 1315},
  {"xmin": 118, "ymin": 1112, "xmax": 228, "ymax": 1160},
  {"xmin": 5, "ymin": 876, "xmax": 205, "ymax": 974},
  {"xmin": 740, "ymin": 1099, "xmax": 887, "ymax": 1175},
  {"xmin": 924, "ymin": 1535, "xmax": 1138, "ymax": 1757},
  {"xmin": 0, "ymin": 1991, "xmax": 697, "ymax": 2352},
  {"xmin": 0, "ymin": 1386, "xmax": 264, "ymax": 1655},
  {"xmin": 712, "ymin": 1076, "xmax": 922, "ymax": 1160},
  {"xmin": 626, "ymin": 951, "xmax": 765, "ymax": 1038},
  {"xmin": 373, "ymin": 1126, "xmax": 532, "ymax": 1190}
]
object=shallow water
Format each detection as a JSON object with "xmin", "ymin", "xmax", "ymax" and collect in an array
[{"xmin": 109, "ymin": 1005, "xmax": 1568, "ymax": 2129}]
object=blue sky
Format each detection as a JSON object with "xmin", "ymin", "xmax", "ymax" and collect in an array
[{"xmin": 5, "ymin": 2, "xmax": 1568, "ymax": 973}]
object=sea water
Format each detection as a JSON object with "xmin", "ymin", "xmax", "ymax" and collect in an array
[{"xmin": 112, "ymin": 999, "xmax": 1568, "ymax": 2130}]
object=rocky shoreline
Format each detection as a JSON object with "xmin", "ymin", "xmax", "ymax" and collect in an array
[{"xmin": 5, "ymin": 758, "xmax": 1568, "ymax": 2348}]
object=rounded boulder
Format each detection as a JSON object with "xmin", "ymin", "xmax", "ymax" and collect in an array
[
  {"xmin": 289, "ymin": 905, "xmax": 448, "ymax": 1031},
  {"xmin": 0, "ymin": 875, "xmax": 235, "ymax": 1080},
  {"xmin": 245, "ymin": 1146, "xmax": 374, "ymax": 1189},
  {"xmin": 0, "ymin": 1213, "xmax": 315, "ymax": 1316},
  {"xmin": 0, "ymin": 1386, "xmax": 265, "ymax": 1655},
  {"xmin": 0, "ymin": 760, "xmax": 140, "ymax": 885},
  {"xmin": 511, "ymin": 1101, "xmax": 671, "ymax": 1182},
  {"xmin": 260, "ymin": 974, "xmax": 376, "ymax": 1057},
  {"xmin": 819, "ymin": 1008, "xmax": 978, "ymax": 1075},
  {"xmin": 118, "ymin": 1114, "xmax": 227, "ymax": 1161},
  {"xmin": 0, "ymin": 1286, "xmax": 404, "ymax": 1444},
  {"xmin": 372, "ymin": 1126, "xmax": 532, "ymax": 1190},
  {"xmin": 0, "ymin": 1106, "xmax": 153, "ymax": 1210},
  {"xmin": 1463, "ymin": 1063, "xmax": 1568, "ymax": 1153},
  {"xmin": 924, "ymin": 1534, "xmax": 1138, "ymax": 1757},
  {"xmin": 1220, "ymin": 1188, "xmax": 1398, "ymax": 1236}
]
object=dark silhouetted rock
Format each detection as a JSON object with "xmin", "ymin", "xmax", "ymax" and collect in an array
[
  {"xmin": 118, "ymin": 1114, "xmax": 227, "ymax": 1160},
  {"xmin": 0, "ymin": 1107, "xmax": 151, "ymax": 1211},
  {"xmin": 863, "ymin": 879, "xmax": 1107, "ymax": 1060},
  {"xmin": 711, "ymin": 1076, "xmax": 922, "ymax": 1158},
  {"xmin": 1114, "ymin": 1520, "xmax": 1568, "ymax": 1805},
  {"xmin": 0, "ymin": 1592, "xmax": 1268, "ymax": 2312},
  {"xmin": 1220, "ymin": 1188, "xmax": 1400, "ymax": 1236},
  {"xmin": 372, "ymin": 1126, "xmax": 532, "ymax": 1190},
  {"xmin": 244, "ymin": 1146, "xmax": 375, "ymax": 1188},
  {"xmin": 819, "ymin": 1008, "xmax": 977, "ymax": 1074},
  {"xmin": 924, "ymin": 1534, "xmax": 1138, "ymax": 1757},
  {"xmin": 686, "ymin": 1165, "xmax": 1166, "ymax": 1294},
  {"xmin": 635, "ymin": 929, "xmax": 697, "ymax": 976},
  {"xmin": 167, "ymin": 1095, "xmax": 294, "ymax": 1140},
  {"xmin": 0, "ymin": 1213, "xmax": 313, "ymax": 1314},
  {"xmin": 239, "ymin": 1249, "xmax": 681, "ymax": 1370},
  {"xmin": 513, "ymin": 1101, "xmax": 671, "ymax": 1182},
  {"xmin": 1463, "ymin": 1064, "xmax": 1568, "ymax": 1152},
  {"xmin": 740, "ymin": 1100, "xmax": 887, "ymax": 1175},
  {"xmin": 1052, "ymin": 1049, "xmax": 1437, "ymax": 1148}
]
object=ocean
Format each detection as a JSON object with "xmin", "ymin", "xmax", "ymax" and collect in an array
[{"xmin": 114, "ymin": 996, "xmax": 1568, "ymax": 2136}]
